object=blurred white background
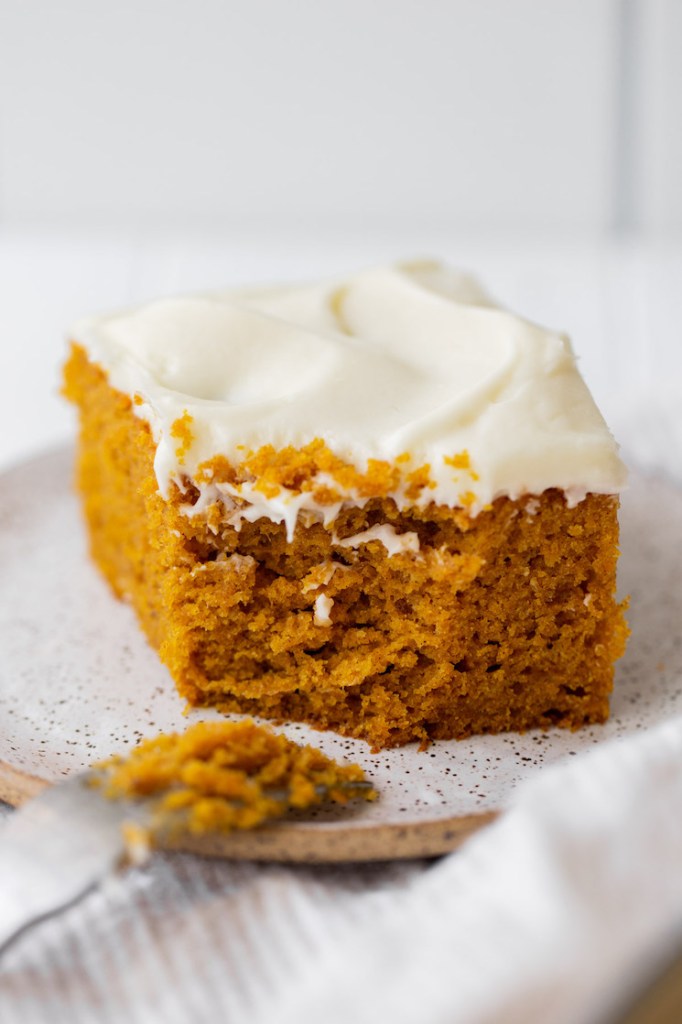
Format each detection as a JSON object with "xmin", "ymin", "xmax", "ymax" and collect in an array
[
  {"xmin": 0, "ymin": 0, "xmax": 680, "ymax": 471},
  {"xmin": 2, "ymin": 0, "xmax": 681, "ymax": 234}
]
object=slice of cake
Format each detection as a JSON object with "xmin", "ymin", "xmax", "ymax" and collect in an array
[{"xmin": 63, "ymin": 260, "xmax": 628, "ymax": 750}]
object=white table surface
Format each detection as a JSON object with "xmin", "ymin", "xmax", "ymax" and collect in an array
[{"xmin": 1, "ymin": 229, "xmax": 681, "ymax": 1024}]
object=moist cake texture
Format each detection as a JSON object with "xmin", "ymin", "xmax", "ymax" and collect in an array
[{"xmin": 63, "ymin": 261, "xmax": 628, "ymax": 749}]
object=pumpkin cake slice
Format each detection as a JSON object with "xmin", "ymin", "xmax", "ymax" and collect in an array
[{"xmin": 63, "ymin": 260, "xmax": 628, "ymax": 749}]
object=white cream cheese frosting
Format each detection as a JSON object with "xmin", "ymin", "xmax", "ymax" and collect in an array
[{"xmin": 70, "ymin": 260, "xmax": 626, "ymax": 530}]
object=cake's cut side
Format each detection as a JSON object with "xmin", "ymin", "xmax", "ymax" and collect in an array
[{"xmin": 64, "ymin": 344, "xmax": 628, "ymax": 751}]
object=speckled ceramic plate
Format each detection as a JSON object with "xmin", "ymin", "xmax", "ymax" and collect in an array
[{"xmin": 1, "ymin": 448, "xmax": 680, "ymax": 860}]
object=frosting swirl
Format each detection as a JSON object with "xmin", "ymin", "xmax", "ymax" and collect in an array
[{"xmin": 70, "ymin": 260, "xmax": 626, "ymax": 518}]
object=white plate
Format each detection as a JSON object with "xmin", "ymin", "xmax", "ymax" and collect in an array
[{"xmin": 1, "ymin": 448, "xmax": 680, "ymax": 831}]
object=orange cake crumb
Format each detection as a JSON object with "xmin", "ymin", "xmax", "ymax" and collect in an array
[
  {"xmin": 170, "ymin": 411, "xmax": 195, "ymax": 464},
  {"xmin": 96, "ymin": 719, "xmax": 375, "ymax": 836},
  {"xmin": 197, "ymin": 439, "xmax": 423, "ymax": 503}
]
